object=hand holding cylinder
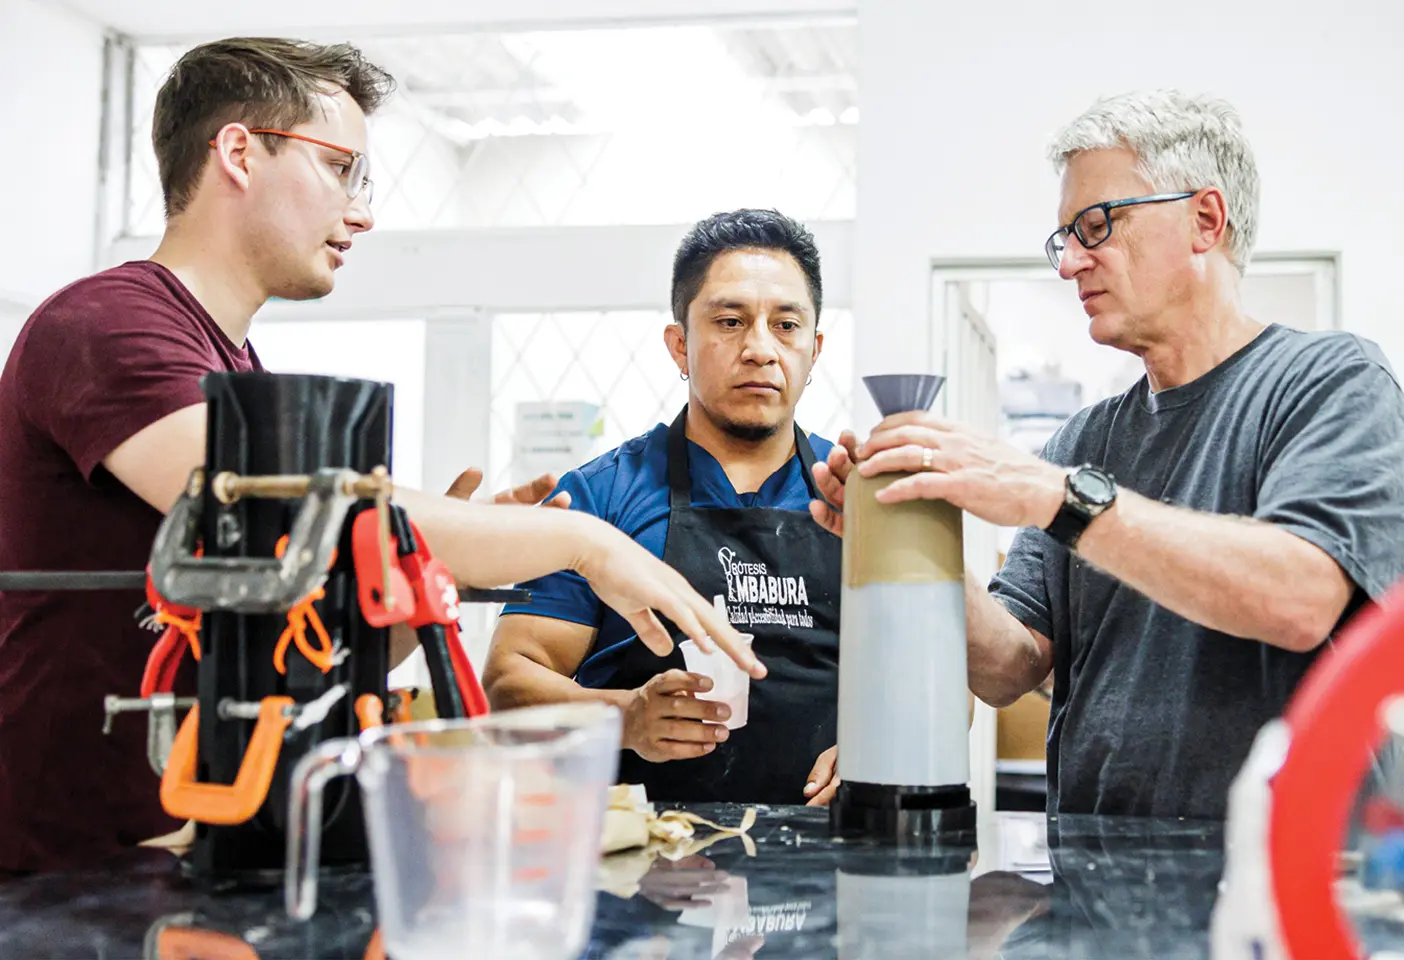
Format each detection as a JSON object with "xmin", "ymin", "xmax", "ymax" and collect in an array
[
  {"xmin": 855, "ymin": 411, "xmax": 1066, "ymax": 530},
  {"xmin": 808, "ymin": 431, "xmax": 860, "ymax": 538}
]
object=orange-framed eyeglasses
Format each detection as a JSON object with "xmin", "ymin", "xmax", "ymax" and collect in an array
[{"xmin": 207, "ymin": 128, "xmax": 373, "ymax": 203}]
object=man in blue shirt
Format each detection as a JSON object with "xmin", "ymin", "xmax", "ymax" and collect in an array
[{"xmin": 485, "ymin": 209, "xmax": 842, "ymax": 805}]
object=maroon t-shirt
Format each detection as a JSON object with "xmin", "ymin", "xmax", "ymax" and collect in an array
[{"xmin": 0, "ymin": 261, "xmax": 261, "ymax": 872}]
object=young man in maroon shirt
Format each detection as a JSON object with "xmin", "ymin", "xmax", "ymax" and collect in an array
[{"xmin": 0, "ymin": 38, "xmax": 759, "ymax": 873}]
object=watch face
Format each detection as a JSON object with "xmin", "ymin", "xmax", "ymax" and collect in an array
[{"xmin": 1071, "ymin": 468, "xmax": 1116, "ymax": 506}]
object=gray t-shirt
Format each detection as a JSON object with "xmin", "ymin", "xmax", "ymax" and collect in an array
[{"xmin": 990, "ymin": 323, "xmax": 1404, "ymax": 819}]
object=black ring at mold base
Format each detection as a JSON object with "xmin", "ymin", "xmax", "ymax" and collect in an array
[{"xmin": 830, "ymin": 781, "xmax": 978, "ymax": 846}]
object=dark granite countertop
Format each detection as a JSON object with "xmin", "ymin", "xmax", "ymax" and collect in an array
[{"xmin": 2, "ymin": 804, "xmax": 1402, "ymax": 959}]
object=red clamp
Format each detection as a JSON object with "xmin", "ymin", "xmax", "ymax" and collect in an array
[
  {"xmin": 1267, "ymin": 578, "xmax": 1404, "ymax": 958},
  {"xmin": 400, "ymin": 518, "xmax": 489, "ymax": 718},
  {"xmin": 140, "ymin": 568, "xmax": 203, "ymax": 698},
  {"xmin": 352, "ymin": 509, "xmax": 489, "ymax": 718}
]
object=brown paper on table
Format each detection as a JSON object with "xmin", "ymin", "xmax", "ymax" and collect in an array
[
  {"xmin": 598, "ymin": 784, "xmax": 757, "ymax": 900},
  {"xmin": 843, "ymin": 471, "xmax": 964, "ymax": 588}
]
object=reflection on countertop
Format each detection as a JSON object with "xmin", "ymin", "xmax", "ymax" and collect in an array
[
  {"xmin": 589, "ymin": 806, "xmax": 1222, "ymax": 960},
  {"xmin": 0, "ymin": 849, "xmax": 380, "ymax": 959},
  {"xmin": 4, "ymin": 803, "xmax": 1404, "ymax": 959}
]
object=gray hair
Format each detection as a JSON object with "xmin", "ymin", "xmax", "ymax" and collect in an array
[{"xmin": 1048, "ymin": 90, "xmax": 1260, "ymax": 272}]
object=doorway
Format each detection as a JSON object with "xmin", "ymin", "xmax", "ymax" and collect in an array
[{"xmin": 929, "ymin": 252, "xmax": 1340, "ymax": 811}]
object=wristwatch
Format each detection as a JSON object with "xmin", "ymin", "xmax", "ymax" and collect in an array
[{"xmin": 1043, "ymin": 464, "xmax": 1117, "ymax": 550}]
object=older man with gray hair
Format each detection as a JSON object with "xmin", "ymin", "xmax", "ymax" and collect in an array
[{"xmin": 810, "ymin": 90, "xmax": 1404, "ymax": 819}]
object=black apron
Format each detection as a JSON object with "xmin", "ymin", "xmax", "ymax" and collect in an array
[{"xmin": 609, "ymin": 407, "xmax": 842, "ymax": 803}]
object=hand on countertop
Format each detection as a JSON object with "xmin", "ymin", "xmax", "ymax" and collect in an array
[{"xmin": 638, "ymin": 854, "xmax": 729, "ymax": 911}]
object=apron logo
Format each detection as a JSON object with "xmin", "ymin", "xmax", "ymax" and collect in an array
[
  {"xmin": 717, "ymin": 546, "xmax": 739, "ymax": 579},
  {"xmin": 725, "ymin": 901, "xmax": 813, "ymax": 940},
  {"xmin": 716, "ymin": 546, "xmax": 812, "ymax": 629}
]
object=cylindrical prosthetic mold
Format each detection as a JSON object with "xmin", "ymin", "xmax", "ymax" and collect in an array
[{"xmin": 830, "ymin": 374, "xmax": 978, "ymax": 844}]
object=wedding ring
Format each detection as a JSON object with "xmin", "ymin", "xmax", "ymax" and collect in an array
[{"xmin": 920, "ymin": 448, "xmax": 934, "ymax": 471}]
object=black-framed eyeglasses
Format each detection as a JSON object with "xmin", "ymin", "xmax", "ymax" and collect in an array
[{"xmin": 1045, "ymin": 192, "xmax": 1196, "ymax": 269}]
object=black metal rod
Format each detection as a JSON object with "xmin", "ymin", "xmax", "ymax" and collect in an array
[
  {"xmin": 459, "ymin": 588, "xmax": 531, "ymax": 604},
  {"xmin": 0, "ymin": 572, "xmax": 146, "ymax": 591},
  {"xmin": 0, "ymin": 571, "xmax": 529, "ymax": 604}
]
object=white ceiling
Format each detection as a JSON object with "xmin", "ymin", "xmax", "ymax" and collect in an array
[
  {"xmin": 127, "ymin": 19, "xmax": 858, "ymax": 147},
  {"xmin": 357, "ymin": 23, "xmax": 857, "ymax": 134},
  {"xmin": 58, "ymin": 0, "xmax": 855, "ymax": 40}
]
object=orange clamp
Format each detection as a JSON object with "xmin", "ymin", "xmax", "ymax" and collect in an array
[
  {"xmin": 273, "ymin": 534, "xmax": 337, "ymax": 569},
  {"xmin": 270, "ymin": 535, "xmax": 338, "ymax": 675},
  {"xmin": 157, "ymin": 926, "xmax": 261, "ymax": 960},
  {"xmin": 384, "ymin": 688, "xmax": 432, "ymax": 756},
  {"xmin": 272, "ymin": 588, "xmax": 336, "ymax": 675},
  {"xmin": 154, "ymin": 608, "xmax": 203, "ymax": 661},
  {"xmin": 388, "ymin": 688, "xmax": 416, "ymax": 725},
  {"xmin": 160, "ymin": 697, "xmax": 293, "ymax": 825},
  {"xmin": 355, "ymin": 694, "xmax": 385, "ymax": 731}
]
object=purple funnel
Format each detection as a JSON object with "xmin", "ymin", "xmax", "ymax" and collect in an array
[{"xmin": 862, "ymin": 374, "xmax": 947, "ymax": 416}]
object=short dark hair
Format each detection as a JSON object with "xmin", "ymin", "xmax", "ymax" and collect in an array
[
  {"xmin": 153, "ymin": 37, "xmax": 397, "ymax": 217},
  {"xmin": 671, "ymin": 209, "xmax": 823, "ymax": 328}
]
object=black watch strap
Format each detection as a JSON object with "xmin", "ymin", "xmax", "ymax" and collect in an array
[
  {"xmin": 1045, "ymin": 502, "xmax": 1094, "ymax": 549},
  {"xmin": 1044, "ymin": 465, "xmax": 1117, "ymax": 549}
]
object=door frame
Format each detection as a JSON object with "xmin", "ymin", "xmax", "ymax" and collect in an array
[
  {"xmin": 928, "ymin": 250, "xmax": 1341, "ymax": 819},
  {"xmin": 931, "ymin": 250, "xmax": 1341, "ymax": 332}
]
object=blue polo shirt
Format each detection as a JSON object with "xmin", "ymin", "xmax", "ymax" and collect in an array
[{"xmin": 501, "ymin": 421, "xmax": 835, "ymax": 688}]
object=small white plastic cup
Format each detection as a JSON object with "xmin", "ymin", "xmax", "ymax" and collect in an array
[{"xmin": 678, "ymin": 633, "xmax": 754, "ymax": 730}]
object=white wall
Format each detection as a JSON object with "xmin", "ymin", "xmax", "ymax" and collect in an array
[
  {"xmin": 248, "ymin": 319, "xmax": 428, "ymax": 489},
  {"xmin": 0, "ymin": 0, "xmax": 104, "ymax": 303},
  {"xmin": 855, "ymin": 0, "xmax": 1404, "ymax": 430},
  {"xmin": 0, "ymin": 294, "xmax": 32, "ymax": 362}
]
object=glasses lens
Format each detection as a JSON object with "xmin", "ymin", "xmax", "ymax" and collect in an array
[
  {"xmin": 1046, "ymin": 231, "xmax": 1067, "ymax": 269},
  {"xmin": 345, "ymin": 153, "xmax": 368, "ymax": 199},
  {"xmin": 1075, "ymin": 206, "xmax": 1111, "ymax": 248}
]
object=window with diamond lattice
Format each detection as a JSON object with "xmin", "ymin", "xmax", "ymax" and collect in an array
[
  {"xmin": 125, "ymin": 44, "xmax": 183, "ymax": 237},
  {"xmin": 489, "ymin": 309, "xmax": 854, "ymax": 492},
  {"xmin": 123, "ymin": 21, "xmax": 856, "ymax": 236}
]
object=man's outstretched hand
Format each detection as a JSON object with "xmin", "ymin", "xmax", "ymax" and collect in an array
[{"xmin": 445, "ymin": 467, "xmax": 571, "ymax": 508}]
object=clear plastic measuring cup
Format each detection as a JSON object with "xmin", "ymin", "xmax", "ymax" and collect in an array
[{"xmin": 286, "ymin": 702, "xmax": 622, "ymax": 960}]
